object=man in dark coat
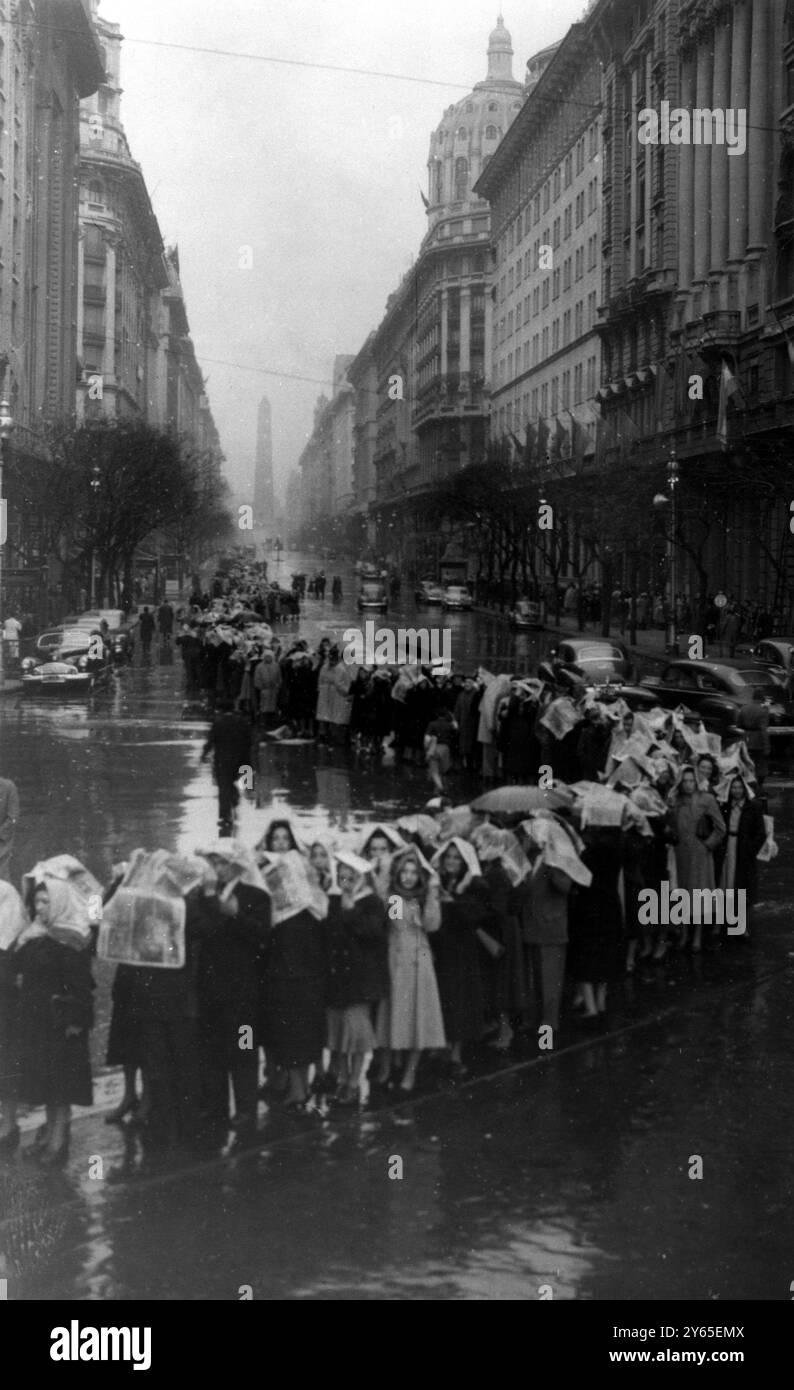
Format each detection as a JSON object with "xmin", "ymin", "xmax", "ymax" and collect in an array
[
  {"xmin": 196, "ymin": 868, "xmax": 271, "ymax": 1142},
  {"xmin": 157, "ymin": 600, "xmax": 174, "ymax": 643},
  {"xmin": 201, "ymin": 700, "xmax": 253, "ymax": 835},
  {"xmin": 138, "ymin": 607, "xmax": 155, "ymax": 658}
]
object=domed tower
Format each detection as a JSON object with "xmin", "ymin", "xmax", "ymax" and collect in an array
[{"xmin": 426, "ymin": 16, "xmax": 524, "ymax": 227}]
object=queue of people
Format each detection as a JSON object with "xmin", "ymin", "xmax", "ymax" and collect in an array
[{"xmin": 0, "ymin": 700, "xmax": 773, "ymax": 1163}]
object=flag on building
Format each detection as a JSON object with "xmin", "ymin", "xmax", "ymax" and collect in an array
[
  {"xmin": 536, "ymin": 415, "xmax": 550, "ymax": 464},
  {"xmin": 716, "ymin": 361, "xmax": 739, "ymax": 450},
  {"xmin": 523, "ymin": 419, "xmax": 537, "ymax": 467},
  {"xmin": 419, "ymin": 187, "xmax": 430, "ymax": 211},
  {"xmin": 567, "ymin": 411, "xmax": 587, "ymax": 466},
  {"xmin": 549, "ymin": 416, "xmax": 568, "ymax": 465}
]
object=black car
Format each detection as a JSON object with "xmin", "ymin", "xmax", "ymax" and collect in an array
[
  {"xmin": 538, "ymin": 639, "xmax": 633, "ymax": 693},
  {"xmin": 23, "ymin": 626, "xmax": 113, "ymax": 689},
  {"xmin": 625, "ymin": 658, "xmax": 789, "ymax": 730}
]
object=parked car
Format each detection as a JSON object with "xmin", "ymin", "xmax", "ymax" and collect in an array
[
  {"xmin": 21, "ymin": 660, "xmax": 95, "ymax": 698},
  {"xmin": 415, "ymin": 580, "xmax": 445, "ymax": 606},
  {"xmin": 442, "ymin": 584, "xmax": 473, "ymax": 612},
  {"xmin": 509, "ymin": 597, "xmax": 543, "ymax": 630},
  {"xmin": 629, "ymin": 658, "xmax": 789, "ymax": 731},
  {"xmin": 73, "ymin": 608, "xmax": 134, "ymax": 664},
  {"xmin": 751, "ymin": 638, "xmax": 794, "ymax": 678},
  {"xmin": 24, "ymin": 626, "xmax": 113, "ymax": 689},
  {"xmin": 356, "ymin": 580, "xmax": 388, "ymax": 614},
  {"xmin": 538, "ymin": 639, "xmax": 633, "ymax": 692}
]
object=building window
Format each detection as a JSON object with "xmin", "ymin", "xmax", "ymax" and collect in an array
[
  {"xmin": 456, "ymin": 127, "xmax": 468, "ymax": 139},
  {"xmin": 553, "ymin": 169, "xmax": 561, "ymax": 201},
  {"xmin": 88, "ymin": 180, "xmax": 103, "ymax": 207},
  {"xmin": 485, "ymin": 124, "xmax": 499, "ymax": 140},
  {"xmin": 564, "ymin": 153, "xmax": 573, "ymax": 187},
  {"xmin": 454, "ymin": 157, "xmax": 468, "ymax": 200}
]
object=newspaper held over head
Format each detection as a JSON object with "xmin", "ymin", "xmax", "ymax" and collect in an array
[
  {"xmin": 539, "ymin": 697, "xmax": 582, "ymax": 741},
  {"xmin": 260, "ymin": 849, "xmax": 329, "ymax": 924},
  {"xmin": 96, "ymin": 849, "xmax": 212, "ymax": 969}
]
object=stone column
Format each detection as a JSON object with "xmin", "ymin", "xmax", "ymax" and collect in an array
[
  {"xmin": 710, "ymin": 14, "xmax": 731, "ymax": 271},
  {"xmin": 678, "ymin": 52, "xmax": 696, "ymax": 289},
  {"xmin": 728, "ymin": 0, "xmax": 750, "ymax": 261},
  {"xmin": 440, "ymin": 286, "xmax": 448, "ymax": 382},
  {"xmin": 693, "ymin": 39, "xmax": 713, "ymax": 282},
  {"xmin": 76, "ymin": 230, "xmax": 85, "ymax": 398},
  {"xmin": 459, "ymin": 283, "xmax": 471, "ymax": 383},
  {"xmin": 747, "ymin": 0, "xmax": 769, "ymax": 251},
  {"xmin": 104, "ymin": 237, "xmax": 116, "ymax": 388}
]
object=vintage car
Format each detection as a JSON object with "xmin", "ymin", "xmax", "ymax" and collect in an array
[
  {"xmin": 24, "ymin": 627, "xmax": 113, "ymax": 688},
  {"xmin": 21, "ymin": 659, "xmax": 96, "ymax": 697},
  {"xmin": 629, "ymin": 658, "xmax": 789, "ymax": 731},
  {"xmin": 509, "ymin": 597, "xmax": 544, "ymax": 630},
  {"xmin": 72, "ymin": 608, "xmax": 134, "ymax": 664},
  {"xmin": 415, "ymin": 579, "xmax": 445, "ymax": 606},
  {"xmin": 537, "ymin": 639, "xmax": 633, "ymax": 693},
  {"xmin": 441, "ymin": 584, "xmax": 473, "ymax": 612},
  {"xmin": 356, "ymin": 580, "xmax": 388, "ymax": 613},
  {"xmin": 751, "ymin": 638, "xmax": 794, "ymax": 678}
]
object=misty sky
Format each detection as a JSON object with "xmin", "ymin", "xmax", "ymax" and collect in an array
[{"xmin": 107, "ymin": 0, "xmax": 587, "ymax": 502}]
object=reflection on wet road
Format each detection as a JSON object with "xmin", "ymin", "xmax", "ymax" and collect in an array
[{"xmin": 1, "ymin": 552, "xmax": 793, "ymax": 1299}]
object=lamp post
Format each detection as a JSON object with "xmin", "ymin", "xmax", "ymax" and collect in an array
[
  {"xmin": 0, "ymin": 398, "xmax": 15, "ymax": 688},
  {"xmin": 89, "ymin": 464, "xmax": 100, "ymax": 607},
  {"xmin": 653, "ymin": 444, "xmax": 680, "ymax": 655}
]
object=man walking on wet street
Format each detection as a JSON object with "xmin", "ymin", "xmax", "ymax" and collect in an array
[
  {"xmin": 201, "ymin": 699, "xmax": 254, "ymax": 835},
  {"xmin": 158, "ymin": 599, "xmax": 174, "ymax": 645},
  {"xmin": 138, "ymin": 606, "xmax": 156, "ymax": 659}
]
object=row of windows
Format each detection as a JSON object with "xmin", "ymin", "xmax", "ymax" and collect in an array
[
  {"xmin": 498, "ymin": 224, "xmax": 599, "ymax": 306},
  {"xmin": 496, "ymin": 356, "xmax": 599, "ymax": 433},
  {"xmin": 497, "ymin": 282, "xmax": 598, "ymax": 343},
  {"xmin": 497, "ymin": 296, "xmax": 599, "ymax": 366},
  {"xmin": 497, "ymin": 122, "xmax": 600, "ymax": 261}
]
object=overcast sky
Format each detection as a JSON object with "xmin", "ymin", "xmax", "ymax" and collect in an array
[{"xmin": 106, "ymin": 0, "xmax": 587, "ymax": 502}]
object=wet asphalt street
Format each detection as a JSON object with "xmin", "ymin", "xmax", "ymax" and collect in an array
[{"xmin": 1, "ymin": 551, "xmax": 793, "ymax": 1300}]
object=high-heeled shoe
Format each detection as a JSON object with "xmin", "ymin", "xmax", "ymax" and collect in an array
[{"xmin": 0, "ymin": 1126, "xmax": 20, "ymax": 1156}]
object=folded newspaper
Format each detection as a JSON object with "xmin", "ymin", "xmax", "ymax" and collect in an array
[
  {"xmin": 0, "ymin": 881, "xmax": 28, "ymax": 953},
  {"xmin": 260, "ymin": 849, "xmax": 329, "ymax": 924},
  {"xmin": 96, "ymin": 849, "xmax": 212, "ymax": 968},
  {"xmin": 539, "ymin": 697, "xmax": 582, "ymax": 741}
]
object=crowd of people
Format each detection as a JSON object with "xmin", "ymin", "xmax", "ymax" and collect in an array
[{"xmin": 0, "ymin": 700, "xmax": 773, "ymax": 1164}]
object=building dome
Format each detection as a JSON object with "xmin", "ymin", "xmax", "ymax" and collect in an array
[{"xmin": 425, "ymin": 17, "xmax": 523, "ymax": 222}]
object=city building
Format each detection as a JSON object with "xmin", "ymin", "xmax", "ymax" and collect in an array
[
  {"xmin": 0, "ymin": 0, "xmax": 104, "ymax": 618},
  {"xmin": 363, "ymin": 16, "xmax": 553, "ymax": 573},
  {"xmin": 76, "ymin": 0, "xmax": 168, "ymax": 421},
  {"xmin": 475, "ymin": 23, "xmax": 603, "ymax": 461},
  {"xmin": 297, "ymin": 354, "xmax": 356, "ymax": 545},
  {"xmin": 592, "ymin": 0, "xmax": 794, "ymax": 619}
]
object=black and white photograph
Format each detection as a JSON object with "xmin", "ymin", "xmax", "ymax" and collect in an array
[{"xmin": 0, "ymin": 0, "xmax": 792, "ymax": 1330}]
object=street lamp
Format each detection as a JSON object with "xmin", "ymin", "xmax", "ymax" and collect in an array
[
  {"xmin": 0, "ymin": 398, "xmax": 15, "ymax": 689},
  {"xmin": 653, "ymin": 445, "xmax": 679, "ymax": 654},
  {"xmin": 89, "ymin": 464, "xmax": 101, "ymax": 607}
]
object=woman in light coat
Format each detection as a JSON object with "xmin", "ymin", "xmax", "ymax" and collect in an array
[
  {"xmin": 374, "ymin": 846, "xmax": 445, "ymax": 1092},
  {"xmin": 669, "ymin": 765, "xmax": 726, "ymax": 952}
]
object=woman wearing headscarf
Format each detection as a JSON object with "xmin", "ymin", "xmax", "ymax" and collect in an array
[
  {"xmin": 315, "ymin": 645, "xmax": 338, "ymax": 745},
  {"xmin": 325, "ymin": 852, "xmax": 389, "ymax": 1104},
  {"xmin": 253, "ymin": 650, "xmax": 282, "ymax": 729},
  {"xmin": 567, "ymin": 821, "xmax": 625, "ymax": 1018},
  {"xmin": 256, "ymin": 816, "xmax": 328, "ymax": 1110},
  {"xmin": 469, "ymin": 824, "xmax": 528, "ymax": 1050},
  {"xmin": 328, "ymin": 655, "xmax": 355, "ymax": 747},
  {"xmin": 373, "ymin": 845, "xmax": 445, "ymax": 1092},
  {"xmin": 714, "ymin": 775, "xmax": 766, "ymax": 941},
  {"xmin": 360, "ymin": 824, "xmax": 407, "ymax": 904},
  {"xmin": 431, "ymin": 838, "xmax": 485, "ymax": 1076},
  {"xmin": 516, "ymin": 816, "xmax": 586, "ymax": 1035},
  {"xmin": 195, "ymin": 843, "xmax": 271, "ymax": 1142},
  {"xmin": 15, "ymin": 880, "xmax": 95, "ymax": 1164},
  {"xmin": 669, "ymin": 765, "xmax": 726, "ymax": 952}
]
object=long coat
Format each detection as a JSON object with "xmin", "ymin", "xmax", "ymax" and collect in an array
[
  {"xmin": 254, "ymin": 659, "xmax": 282, "ymax": 715},
  {"xmin": 15, "ymin": 936, "xmax": 94, "ymax": 1107},
  {"xmin": 376, "ymin": 891, "xmax": 446, "ymax": 1051},
  {"xmin": 315, "ymin": 662, "xmax": 336, "ymax": 723},
  {"xmin": 671, "ymin": 790, "xmax": 726, "ymax": 893},
  {"xmin": 714, "ymin": 798, "xmax": 766, "ymax": 905},
  {"xmin": 567, "ymin": 830, "xmax": 625, "ymax": 983},
  {"xmin": 325, "ymin": 893, "xmax": 389, "ymax": 1009},
  {"xmin": 431, "ymin": 881, "xmax": 485, "ymax": 1043},
  {"xmin": 262, "ymin": 907, "xmax": 327, "ymax": 1067}
]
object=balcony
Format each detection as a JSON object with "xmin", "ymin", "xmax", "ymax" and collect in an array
[
  {"xmin": 83, "ymin": 284, "xmax": 106, "ymax": 304},
  {"xmin": 701, "ymin": 309, "xmax": 741, "ymax": 347}
]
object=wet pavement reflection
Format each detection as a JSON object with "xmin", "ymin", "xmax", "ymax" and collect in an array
[{"xmin": 1, "ymin": 551, "xmax": 793, "ymax": 1299}]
